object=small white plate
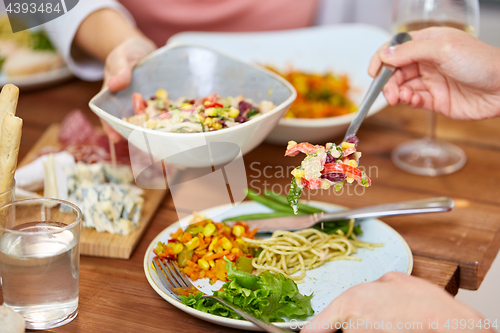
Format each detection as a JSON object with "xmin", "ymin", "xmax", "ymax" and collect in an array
[
  {"xmin": 0, "ymin": 66, "xmax": 73, "ymax": 90},
  {"xmin": 144, "ymin": 201, "xmax": 412, "ymax": 331},
  {"xmin": 168, "ymin": 24, "xmax": 392, "ymax": 144}
]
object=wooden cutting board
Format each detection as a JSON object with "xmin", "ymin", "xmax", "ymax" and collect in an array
[{"xmin": 19, "ymin": 124, "xmax": 170, "ymax": 259}]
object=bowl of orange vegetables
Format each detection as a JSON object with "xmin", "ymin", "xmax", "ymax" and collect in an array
[
  {"xmin": 152, "ymin": 213, "xmax": 258, "ymax": 283},
  {"xmin": 264, "ymin": 66, "xmax": 371, "ymax": 144}
]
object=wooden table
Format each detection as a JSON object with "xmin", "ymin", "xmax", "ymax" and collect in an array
[{"xmin": 3, "ymin": 79, "xmax": 500, "ymax": 332}]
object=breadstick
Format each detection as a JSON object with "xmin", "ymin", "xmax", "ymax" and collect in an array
[
  {"xmin": 0, "ymin": 84, "xmax": 20, "ymax": 190},
  {"xmin": 0, "ymin": 84, "xmax": 20, "ymax": 134},
  {"xmin": 0, "ymin": 113, "xmax": 22, "ymax": 193}
]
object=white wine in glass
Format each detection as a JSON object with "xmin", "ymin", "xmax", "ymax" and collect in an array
[
  {"xmin": 397, "ymin": 20, "xmax": 476, "ymax": 35},
  {"xmin": 391, "ymin": 0, "xmax": 479, "ymax": 176}
]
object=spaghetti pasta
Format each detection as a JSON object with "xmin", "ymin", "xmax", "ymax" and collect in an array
[{"xmin": 242, "ymin": 219, "xmax": 382, "ymax": 283}]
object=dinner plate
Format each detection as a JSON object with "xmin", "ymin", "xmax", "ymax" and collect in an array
[
  {"xmin": 143, "ymin": 201, "xmax": 413, "ymax": 331},
  {"xmin": 0, "ymin": 66, "xmax": 73, "ymax": 90},
  {"xmin": 168, "ymin": 24, "xmax": 392, "ymax": 144}
]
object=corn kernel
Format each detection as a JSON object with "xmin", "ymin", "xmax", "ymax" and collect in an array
[
  {"xmin": 228, "ymin": 106, "xmax": 239, "ymax": 118},
  {"xmin": 341, "ymin": 142, "xmax": 355, "ymax": 149},
  {"xmin": 320, "ymin": 178, "xmax": 331, "ymax": 190},
  {"xmin": 198, "ymin": 259, "xmax": 210, "ymax": 271},
  {"xmin": 287, "ymin": 141, "xmax": 298, "ymax": 150},
  {"xmin": 155, "ymin": 89, "xmax": 168, "ymax": 100},
  {"xmin": 236, "ymin": 238, "xmax": 249, "ymax": 253},
  {"xmin": 205, "ymin": 108, "xmax": 216, "ymax": 117},
  {"xmin": 348, "ymin": 160, "xmax": 358, "ymax": 168},
  {"xmin": 181, "ymin": 103, "xmax": 192, "ymax": 110},
  {"xmin": 221, "ymin": 237, "xmax": 233, "ymax": 250},
  {"xmin": 172, "ymin": 243, "xmax": 184, "ymax": 254},
  {"xmin": 232, "ymin": 225, "xmax": 245, "ymax": 237},
  {"xmin": 155, "ymin": 242, "xmax": 165, "ymax": 254},
  {"xmin": 204, "ymin": 117, "xmax": 213, "ymax": 126},
  {"xmin": 209, "ymin": 260, "xmax": 215, "ymax": 268},
  {"xmin": 208, "ymin": 237, "xmax": 218, "ymax": 252},
  {"xmin": 212, "ymin": 121, "xmax": 222, "ymax": 130},
  {"xmin": 346, "ymin": 177, "xmax": 355, "ymax": 184},
  {"xmin": 291, "ymin": 168, "xmax": 305, "ymax": 178},
  {"xmin": 231, "ymin": 248, "xmax": 240, "ymax": 254},
  {"xmin": 204, "ymin": 100, "xmax": 211, "ymax": 106},
  {"xmin": 185, "ymin": 237, "xmax": 200, "ymax": 251},
  {"xmin": 203, "ymin": 223, "xmax": 216, "ymax": 237}
]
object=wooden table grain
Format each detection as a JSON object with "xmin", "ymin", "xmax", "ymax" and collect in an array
[{"xmin": 2, "ymin": 79, "xmax": 499, "ymax": 332}]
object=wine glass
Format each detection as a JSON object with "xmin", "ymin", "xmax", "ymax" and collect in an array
[{"xmin": 391, "ymin": 0, "xmax": 479, "ymax": 176}]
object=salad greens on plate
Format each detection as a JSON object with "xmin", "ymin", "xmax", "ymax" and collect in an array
[{"xmin": 179, "ymin": 260, "xmax": 314, "ymax": 322}]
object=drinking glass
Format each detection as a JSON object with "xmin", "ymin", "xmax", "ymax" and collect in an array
[
  {"xmin": 0, "ymin": 198, "xmax": 82, "ymax": 330},
  {"xmin": 0, "ymin": 180, "xmax": 16, "ymax": 286},
  {"xmin": 0, "ymin": 180, "xmax": 15, "ymax": 208},
  {"xmin": 391, "ymin": 0, "xmax": 479, "ymax": 176}
]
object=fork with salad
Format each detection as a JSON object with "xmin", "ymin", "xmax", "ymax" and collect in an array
[
  {"xmin": 285, "ymin": 136, "xmax": 371, "ymax": 214},
  {"xmin": 285, "ymin": 32, "xmax": 412, "ymax": 214}
]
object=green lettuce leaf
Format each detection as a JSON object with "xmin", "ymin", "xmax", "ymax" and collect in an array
[{"xmin": 180, "ymin": 261, "xmax": 314, "ymax": 322}]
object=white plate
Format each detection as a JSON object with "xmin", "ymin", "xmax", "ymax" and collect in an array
[
  {"xmin": 0, "ymin": 66, "xmax": 73, "ymax": 90},
  {"xmin": 144, "ymin": 201, "xmax": 413, "ymax": 331},
  {"xmin": 168, "ymin": 24, "xmax": 392, "ymax": 144}
]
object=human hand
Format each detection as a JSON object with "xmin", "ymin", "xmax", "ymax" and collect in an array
[
  {"xmin": 369, "ymin": 27, "xmax": 500, "ymax": 120},
  {"xmin": 301, "ymin": 272, "xmax": 491, "ymax": 333},
  {"xmin": 102, "ymin": 36, "xmax": 156, "ymax": 142},
  {"xmin": 104, "ymin": 36, "xmax": 156, "ymax": 92}
]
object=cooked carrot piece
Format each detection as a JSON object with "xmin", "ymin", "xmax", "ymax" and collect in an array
[{"xmin": 205, "ymin": 250, "xmax": 229, "ymax": 261}]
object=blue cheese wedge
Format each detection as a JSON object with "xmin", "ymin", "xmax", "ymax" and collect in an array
[
  {"xmin": 64, "ymin": 162, "xmax": 144, "ymax": 236},
  {"xmin": 131, "ymin": 202, "xmax": 142, "ymax": 225},
  {"xmin": 74, "ymin": 162, "xmax": 105, "ymax": 184},
  {"xmin": 104, "ymin": 164, "xmax": 134, "ymax": 184},
  {"xmin": 90, "ymin": 205, "xmax": 114, "ymax": 234},
  {"xmin": 114, "ymin": 218, "xmax": 135, "ymax": 235}
]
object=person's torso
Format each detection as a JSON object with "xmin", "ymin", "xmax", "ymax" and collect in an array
[{"xmin": 118, "ymin": 0, "xmax": 319, "ymax": 46}]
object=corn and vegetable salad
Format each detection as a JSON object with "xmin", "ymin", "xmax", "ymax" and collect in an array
[
  {"xmin": 266, "ymin": 66, "xmax": 357, "ymax": 119},
  {"xmin": 124, "ymin": 89, "xmax": 276, "ymax": 133},
  {"xmin": 153, "ymin": 213, "xmax": 258, "ymax": 283}
]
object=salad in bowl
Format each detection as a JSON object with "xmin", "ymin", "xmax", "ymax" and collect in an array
[{"xmin": 124, "ymin": 89, "xmax": 275, "ymax": 133}]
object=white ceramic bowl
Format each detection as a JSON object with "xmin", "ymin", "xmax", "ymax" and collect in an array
[
  {"xmin": 168, "ymin": 24, "xmax": 392, "ymax": 145},
  {"xmin": 89, "ymin": 45, "xmax": 296, "ymax": 168}
]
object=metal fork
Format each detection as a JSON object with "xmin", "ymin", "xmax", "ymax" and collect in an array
[{"xmin": 153, "ymin": 259, "xmax": 293, "ymax": 333}]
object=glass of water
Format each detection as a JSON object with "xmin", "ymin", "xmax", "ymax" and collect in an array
[
  {"xmin": 0, "ymin": 180, "xmax": 15, "ymax": 208},
  {"xmin": 0, "ymin": 198, "xmax": 82, "ymax": 330},
  {"xmin": 0, "ymin": 180, "xmax": 16, "ymax": 286}
]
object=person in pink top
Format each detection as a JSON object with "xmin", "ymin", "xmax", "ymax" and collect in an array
[
  {"xmin": 43, "ymin": 0, "xmax": 393, "ymax": 90},
  {"xmin": 119, "ymin": 0, "xmax": 319, "ymax": 47},
  {"xmin": 75, "ymin": 0, "xmax": 318, "ymax": 92}
]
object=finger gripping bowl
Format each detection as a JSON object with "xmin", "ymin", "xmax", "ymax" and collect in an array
[{"xmin": 89, "ymin": 45, "xmax": 296, "ymax": 168}]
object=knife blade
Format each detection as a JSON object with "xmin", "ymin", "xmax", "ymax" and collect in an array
[{"xmin": 238, "ymin": 197, "xmax": 454, "ymax": 232}]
